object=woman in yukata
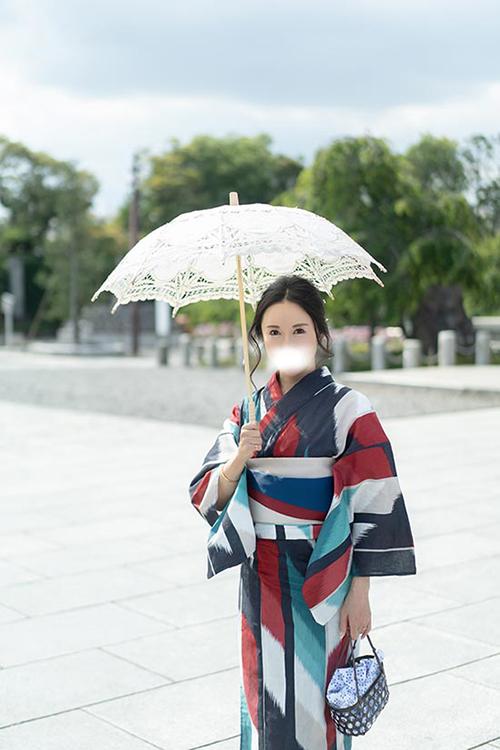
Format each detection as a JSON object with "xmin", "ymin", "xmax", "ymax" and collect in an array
[{"xmin": 188, "ymin": 274, "xmax": 417, "ymax": 750}]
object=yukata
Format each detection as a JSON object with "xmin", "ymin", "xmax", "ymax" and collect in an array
[{"xmin": 188, "ymin": 364, "xmax": 417, "ymax": 750}]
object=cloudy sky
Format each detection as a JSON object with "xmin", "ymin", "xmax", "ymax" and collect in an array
[{"xmin": 1, "ymin": 0, "xmax": 498, "ymax": 217}]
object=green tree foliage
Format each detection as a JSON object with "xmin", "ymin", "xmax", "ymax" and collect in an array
[
  {"xmin": 306, "ymin": 136, "xmax": 410, "ymax": 330},
  {"xmin": 303, "ymin": 133, "xmax": 491, "ymax": 331},
  {"xmin": 1, "ymin": 131, "xmax": 499, "ymax": 335},
  {"xmin": 134, "ymin": 133, "xmax": 304, "ymax": 232},
  {"xmin": 0, "ymin": 136, "xmax": 124, "ymax": 333}
]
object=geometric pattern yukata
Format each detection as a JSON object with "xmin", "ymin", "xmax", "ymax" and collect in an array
[{"xmin": 188, "ymin": 364, "xmax": 417, "ymax": 749}]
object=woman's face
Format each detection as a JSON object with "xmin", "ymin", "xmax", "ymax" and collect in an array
[{"xmin": 261, "ymin": 300, "xmax": 318, "ymax": 375}]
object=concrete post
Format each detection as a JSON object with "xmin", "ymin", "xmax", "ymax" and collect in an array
[
  {"xmin": 475, "ymin": 330, "xmax": 491, "ymax": 365},
  {"xmin": 437, "ymin": 330, "xmax": 456, "ymax": 366},
  {"xmin": 371, "ymin": 335, "xmax": 386, "ymax": 370},
  {"xmin": 235, "ymin": 338, "xmax": 244, "ymax": 370},
  {"xmin": 332, "ymin": 334, "xmax": 348, "ymax": 374},
  {"xmin": 402, "ymin": 339, "xmax": 422, "ymax": 368},
  {"xmin": 180, "ymin": 333, "xmax": 192, "ymax": 366},
  {"xmin": 210, "ymin": 337, "xmax": 219, "ymax": 367},
  {"xmin": 157, "ymin": 338, "xmax": 169, "ymax": 366},
  {"xmin": 1, "ymin": 292, "xmax": 15, "ymax": 346}
]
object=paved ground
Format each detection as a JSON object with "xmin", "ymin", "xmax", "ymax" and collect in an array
[
  {"xmin": 0, "ymin": 351, "xmax": 499, "ymax": 748},
  {"xmin": 1, "ymin": 350, "xmax": 500, "ymax": 426}
]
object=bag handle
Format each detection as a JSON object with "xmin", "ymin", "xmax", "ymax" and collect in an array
[{"xmin": 347, "ymin": 633, "xmax": 384, "ymax": 698}]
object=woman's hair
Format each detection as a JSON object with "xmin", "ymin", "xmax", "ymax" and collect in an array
[{"xmin": 247, "ymin": 274, "xmax": 333, "ymax": 391}]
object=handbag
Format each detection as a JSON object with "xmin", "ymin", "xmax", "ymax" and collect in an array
[{"xmin": 326, "ymin": 632, "xmax": 389, "ymax": 736}]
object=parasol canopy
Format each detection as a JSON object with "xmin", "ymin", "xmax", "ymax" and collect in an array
[
  {"xmin": 91, "ymin": 200, "xmax": 386, "ymax": 316},
  {"xmin": 91, "ymin": 192, "xmax": 388, "ymax": 420}
]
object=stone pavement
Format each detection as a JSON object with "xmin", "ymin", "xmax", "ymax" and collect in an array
[
  {"xmin": 343, "ymin": 363, "xmax": 500, "ymax": 394},
  {"xmin": 0, "ymin": 356, "xmax": 499, "ymax": 748},
  {"xmin": 1, "ymin": 351, "xmax": 500, "ymax": 427}
]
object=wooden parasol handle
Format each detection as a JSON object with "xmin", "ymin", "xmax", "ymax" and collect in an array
[{"xmin": 229, "ymin": 191, "xmax": 256, "ymax": 423}]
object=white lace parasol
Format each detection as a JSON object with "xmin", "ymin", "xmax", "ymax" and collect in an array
[
  {"xmin": 91, "ymin": 194, "xmax": 387, "ymax": 420},
  {"xmin": 91, "ymin": 201, "xmax": 387, "ymax": 316}
]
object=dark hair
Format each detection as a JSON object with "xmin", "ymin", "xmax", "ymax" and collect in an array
[{"xmin": 247, "ymin": 275, "xmax": 334, "ymax": 391}]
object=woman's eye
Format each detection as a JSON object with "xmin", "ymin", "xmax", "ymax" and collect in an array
[{"xmin": 269, "ymin": 329, "xmax": 305, "ymax": 335}]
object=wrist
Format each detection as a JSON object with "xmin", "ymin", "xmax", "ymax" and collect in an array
[
  {"xmin": 350, "ymin": 576, "xmax": 370, "ymax": 590},
  {"xmin": 221, "ymin": 464, "xmax": 239, "ymax": 483}
]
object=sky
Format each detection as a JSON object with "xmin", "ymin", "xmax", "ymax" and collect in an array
[{"xmin": 0, "ymin": 0, "xmax": 498, "ymax": 218}]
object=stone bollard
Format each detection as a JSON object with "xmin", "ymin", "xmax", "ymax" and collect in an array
[
  {"xmin": 157, "ymin": 338, "xmax": 169, "ymax": 366},
  {"xmin": 235, "ymin": 338, "xmax": 244, "ymax": 369},
  {"xmin": 371, "ymin": 335, "xmax": 386, "ymax": 370},
  {"xmin": 1, "ymin": 292, "xmax": 15, "ymax": 346},
  {"xmin": 229, "ymin": 337, "xmax": 237, "ymax": 361},
  {"xmin": 402, "ymin": 339, "xmax": 422, "ymax": 368},
  {"xmin": 475, "ymin": 330, "xmax": 491, "ymax": 365},
  {"xmin": 438, "ymin": 330, "xmax": 456, "ymax": 366},
  {"xmin": 180, "ymin": 333, "xmax": 192, "ymax": 366},
  {"xmin": 196, "ymin": 340, "xmax": 206, "ymax": 365},
  {"xmin": 332, "ymin": 334, "xmax": 348, "ymax": 374},
  {"xmin": 210, "ymin": 336, "xmax": 219, "ymax": 367}
]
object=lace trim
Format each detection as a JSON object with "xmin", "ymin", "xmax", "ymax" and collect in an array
[{"xmin": 91, "ymin": 204, "xmax": 387, "ymax": 315}]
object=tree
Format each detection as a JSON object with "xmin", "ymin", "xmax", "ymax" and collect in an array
[
  {"xmin": 129, "ymin": 133, "xmax": 304, "ymax": 233},
  {"xmin": 306, "ymin": 135, "xmax": 410, "ymax": 332},
  {"xmin": 0, "ymin": 136, "xmax": 124, "ymax": 337}
]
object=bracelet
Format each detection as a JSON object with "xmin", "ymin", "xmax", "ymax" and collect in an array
[{"xmin": 221, "ymin": 465, "xmax": 239, "ymax": 483}]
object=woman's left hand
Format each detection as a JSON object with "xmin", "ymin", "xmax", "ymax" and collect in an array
[{"xmin": 338, "ymin": 578, "xmax": 372, "ymax": 640}]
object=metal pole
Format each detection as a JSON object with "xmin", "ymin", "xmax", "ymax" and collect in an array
[
  {"xmin": 129, "ymin": 153, "xmax": 141, "ymax": 356},
  {"xmin": 69, "ymin": 237, "xmax": 80, "ymax": 345}
]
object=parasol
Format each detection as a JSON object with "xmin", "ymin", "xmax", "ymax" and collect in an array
[{"xmin": 91, "ymin": 192, "xmax": 387, "ymax": 420}]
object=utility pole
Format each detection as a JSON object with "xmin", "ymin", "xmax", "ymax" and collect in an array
[
  {"xmin": 129, "ymin": 152, "xmax": 141, "ymax": 356},
  {"xmin": 69, "ymin": 235, "xmax": 80, "ymax": 345}
]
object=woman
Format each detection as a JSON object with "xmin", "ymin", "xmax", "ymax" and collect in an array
[{"xmin": 188, "ymin": 275, "xmax": 416, "ymax": 750}]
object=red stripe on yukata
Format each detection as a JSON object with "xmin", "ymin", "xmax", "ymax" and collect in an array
[
  {"xmin": 313, "ymin": 524, "xmax": 322, "ymax": 540},
  {"xmin": 334, "ymin": 445, "xmax": 393, "ymax": 495},
  {"xmin": 241, "ymin": 611, "xmax": 259, "ymax": 729},
  {"xmin": 301, "ymin": 544, "xmax": 352, "ymax": 609},
  {"xmin": 191, "ymin": 470, "xmax": 211, "ymax": 509},
  {"xmin": 257, "ymin": 540, "xmax": 286, "ymax": 647},
  {"xmin": 229, "ymin": 403, "xmax": 241, "ymax": 426},
  {"xmin": 272, "ymin": 415, "xmax": 301, "ymax": 456},
  {"xmin": 350, "ymin": 410, "xmax": 388, "ymax": 446},
  {"xmin": 324, "ymin": 633, "xmax": 352, "ymax": 745},
  {"xmin": 249, "ymin": 488, "xmax": 326, "ymax": 521},
  {"xmin": 259, "ymin": 408, "xmax": 275, "ymax": 433}
]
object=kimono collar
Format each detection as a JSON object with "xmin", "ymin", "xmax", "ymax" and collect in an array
[
  {"xmin": 265, "ymin": 364, "xmax": 334, "ymax": 406},
  {"xmin": 259, "ymin": 364, "xmax": 335, "ymax": 440}
]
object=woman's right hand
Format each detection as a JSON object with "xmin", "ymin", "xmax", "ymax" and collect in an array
[{"xmin": 237, "ymin": 421, "xmax": 262, "ymax": 462}]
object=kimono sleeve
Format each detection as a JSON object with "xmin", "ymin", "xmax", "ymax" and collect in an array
[
  {"xmin": 188, "ymin": 400, "xmax": 243, "ymax": 528},
  {"xmin": 339, "ymin": 392, "xmax": 417, "ymax": 578}
]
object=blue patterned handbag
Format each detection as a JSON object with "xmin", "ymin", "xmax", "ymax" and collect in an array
[{"xmin": 326, "ymin": 633, "xmax": 389, "ymax": 735}]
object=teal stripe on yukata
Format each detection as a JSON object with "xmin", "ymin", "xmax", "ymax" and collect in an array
[{"xmin": 286, "ymin": 554, "xmax": 325, "ymax": 690}]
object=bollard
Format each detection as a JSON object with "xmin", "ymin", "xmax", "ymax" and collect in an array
[
  {"xmin": 371, "ymin": 335, "xmax": 386, "ymax": 370},
  {"xmin": 180, "ymin": 333, "xmax": 192, "ymax": 366},
  {"xmin": 1, "ymin": 292, "xmax": 15, "ymax": 346},
  {"xmin": 235, "ymin": 338, "xmax": 244, "ymax": 369},
  {"xmin": 196, "ymin": 340, "xmax": 206, "ymax": 365},
  {"xmin": 210, "ymin": 336, "xmax": 219, "ymax": 367},
  {"xmin": 437, "ymin": 330, "xmax": 456, "ymax": 366},
  {"xmin": 402, "ymin": 339, "xmax": 422, "ymax": 368},
  {"xmin": 157, "ymin": 338, "xmax": 169, "ymax": 366},
  {"xmin": 332, "ymin": 334, "xmax": 348, "ymax": 374},
  {"xmin": 475, "ymin": 330, "xmax": 491, "ymax": 365}
]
